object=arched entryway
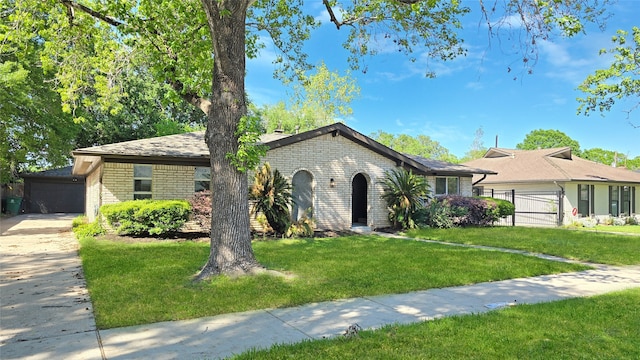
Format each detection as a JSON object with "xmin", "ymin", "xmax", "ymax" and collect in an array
[
  {"xmin": 351, "ymin": 173, "xmax": 368, "ymax": 225},
  {"xmin": 292, "ymin": 170, "xmax": 313, "ymax": 221}
]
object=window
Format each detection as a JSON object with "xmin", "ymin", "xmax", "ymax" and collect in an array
[
  {"xmin": 620, "ymin": 186, "xmax": 635, "ymax": 216},
  {"xmin": 609, "ymin": 186, "xmax": 620, "ymax": 216},
  {"xmin": 577, "ymin": 184, "xmax": 594, "ymax": 217},
  {"xmin": 435, "ymin": 177, "xmax": 459, "ymax": 196},
  {"xmin": 194, "ymin": 167, "xmax": 211, "ymax": 192},
  {"xmin": 133, "ymin": 165, "xmax": 152, "ymax": 200}
]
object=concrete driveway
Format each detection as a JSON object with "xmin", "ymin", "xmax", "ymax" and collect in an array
[{"xmin": 0, "ymin": 214, "xmax": 103, "ymax": 360}]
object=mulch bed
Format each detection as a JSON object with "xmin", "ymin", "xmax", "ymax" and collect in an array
[{"xmin": 98, "ymin": 229, "xmax": 366, "ymax": 244}]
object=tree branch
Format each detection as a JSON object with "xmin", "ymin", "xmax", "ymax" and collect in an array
[
  {"xmin": 60, "ymin": 0, "xmax": 124, "ymax": 27},
  {"xmin": 168, "ymin": 77, "xmax": 211, "ymax": 115},
  {"xmin": 322, "ymin": 0, "xmax": 342, "ymax": 29}
]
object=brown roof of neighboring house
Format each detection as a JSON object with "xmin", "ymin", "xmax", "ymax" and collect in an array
[
  {"xmin": 464, "ymin": 147, "xmax": 640, "ymax": 184},
  {"xmin": 72, "ymin": 123, "xmax": 495, "ymax": 177}
]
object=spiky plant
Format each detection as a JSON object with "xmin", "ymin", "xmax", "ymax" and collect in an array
[
  {"xmin": 249, "ymin": 162, "xmax": 292, "ymax": 235},
  {"xmin": 379, "ymin": 168, "xmax": 430, "ymax": 229}
]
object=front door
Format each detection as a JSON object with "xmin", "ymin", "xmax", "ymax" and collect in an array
[{"xmin": 351, "ymin": 173, "xmax": 367, "ymax": 225}]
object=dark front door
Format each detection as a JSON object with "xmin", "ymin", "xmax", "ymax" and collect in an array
[{"xmin": 351, "ymin": 173, "xmax": 367, "ymax": 225}]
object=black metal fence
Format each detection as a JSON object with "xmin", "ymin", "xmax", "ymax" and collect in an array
[{"xmin": 475, "ymin": 188, "xmax": 564, "ymax": 227}]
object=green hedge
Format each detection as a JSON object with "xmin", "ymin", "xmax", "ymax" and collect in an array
[
  {"xmin": 100, "ymin": 199, "xmax": 191, "ymax": 236},
  {"xmin": 481, "ymin": 197, "xmax": 516, "ymax": 218}
]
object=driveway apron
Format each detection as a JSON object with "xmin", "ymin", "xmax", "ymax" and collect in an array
[{"xmin": 0, "ymin": 214, "xmax": 103, "ymax": 360}]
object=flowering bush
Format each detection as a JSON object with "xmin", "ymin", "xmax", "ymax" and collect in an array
[{"xmin": 188, "ymin": 190, "xmax": 212, "ymax": 233}]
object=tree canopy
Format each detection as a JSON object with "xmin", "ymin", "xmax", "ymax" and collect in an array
[
  {"xmin": 372, "ymin": 131, "xmax": 457, "ymax": 162},
  {"xmin": 255, "ymin": 62, "xmax": 360, "ymax": 134},
  {"xmin": 516, "ymin": 129, "xmax": 582, "ymax": 156}
]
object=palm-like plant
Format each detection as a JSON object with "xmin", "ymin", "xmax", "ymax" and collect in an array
[
  {"xmin": 379, "ymin": 168, "xmax": 430, "ymax": 229},
  {"xmin": 249, "ymin": 162, "xmax": 292, "ymax": 235}
]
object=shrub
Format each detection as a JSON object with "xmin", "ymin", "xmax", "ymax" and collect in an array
[
  {"xmin": 612, "ymin": 217, "xmax": 626, "ymax": 226},
  {"xmin": 188, "ymin": 190, "xmax": 212, "ymax": 233},
  {"xmin": 441, "ymin": 195, "xmax": 498, "ymax": 227},
  {"xmin": 72, "ymin": 215, "xmax": 105, "ymax": 238},
  {"xmin": 626, "ymin": 216, "xmax": 639, "ymax": 225},
  {"xmin": 100, "ymin": 199, "xmax": 191, "ymax": 236},
  {"xmin": 578, "ymin": 217, "xmax": 597, "ymax": 228},
  {"xmin": 249, "ymin": 162, "xmax": 292, "ymax": 236},
  {"xmin": 419, "ymin": 198, "xmax": 455, "ymax": 229},
  {"xmin": 482, "ymin": 197, "xmax": 515, "ymax": 219},
  {"xmin": 379, "ymin": 168, "xmax": 430, "ymax": 230},
  {"xmin": 287, "ymin": 209, "xmax": 316, "ymax": 238}
]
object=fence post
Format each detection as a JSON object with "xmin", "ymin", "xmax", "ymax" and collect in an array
[{"xmin": 511, "ymin": 189, "xmax": 516, "ymax": 226}]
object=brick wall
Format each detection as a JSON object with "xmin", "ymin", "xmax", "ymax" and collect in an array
[
  {"xmin": 90, "ymin": 135, "xmax": 475, "ymax": 229},
  {"xmin": 102, "ymin": 162, "xmax": 134, "ymax": 204},
  {"xmin": 101, "ymin": 162, "xmax": 196, "ymax": 204},
  {"xmin": 262, "ymin": 133, "xmax": 396, "ymax": 230},
  {"xmin": 152, "ymin": 165, "xmax": 195, "ymax": 200}
]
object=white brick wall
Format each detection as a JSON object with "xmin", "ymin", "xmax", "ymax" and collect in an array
[{"xmin": 261, "ymin": 133, "xmax": 396, "ymax": 230}]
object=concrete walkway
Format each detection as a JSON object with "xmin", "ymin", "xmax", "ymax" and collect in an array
[{"xmin": 2, "ymin": 214, "xmax": 639, "ymax": 359}]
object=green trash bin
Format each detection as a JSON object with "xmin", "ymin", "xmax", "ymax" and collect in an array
[{"xmin": 6, "ymin": 196, "xmax": 22, "ymax": 215}]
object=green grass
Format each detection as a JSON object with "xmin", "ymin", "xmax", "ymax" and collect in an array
[
  {"xmin": 591, "ymin": 225, "xmax": 640, "ymax": 234},
  {"xmin": 79, "ymin": 234, "xmax": 588, "ymax": 329},
  {"xmin": 405, "ymin": 227, "xmax": 640, "ymax": 265},
  {"xmin": 234, "ymin": 288, "xmax": 640, "ymax": 359}
]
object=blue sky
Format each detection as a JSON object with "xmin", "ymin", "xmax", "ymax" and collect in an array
[{"xmin": 246, "ymin": 1, "xmax": 640, "ymax": 160}]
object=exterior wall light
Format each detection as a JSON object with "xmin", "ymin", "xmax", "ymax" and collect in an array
[{"xmin": 330, "ymin": 178, "xmax": 336, "ymax": 188}]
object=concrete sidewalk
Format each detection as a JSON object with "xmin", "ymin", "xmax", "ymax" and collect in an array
[
  {"xmin": 1, "ymin": 214, "xmax": 640, "ymax": 359},
  {"xmin": 98, "ymin": 265, "xmax": 640, "ymax": 359}
]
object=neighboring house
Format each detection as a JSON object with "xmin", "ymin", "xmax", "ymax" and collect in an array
[
  {"xmin": 465, "ymin": 147, "xmax": 640, "ymax": 226},
  {"xmin": 72, "ymin": 123, "xmax": 494, "ymax": 230}
]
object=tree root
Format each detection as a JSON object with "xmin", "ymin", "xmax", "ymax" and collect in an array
[{"xmin": 193, "ymin": 262, "xmax": 296, "ymax": 282}]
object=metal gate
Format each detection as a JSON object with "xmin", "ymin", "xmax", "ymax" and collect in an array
[{"xmin": 476, "ymin": 189, "xmax": 563, "ymax": 227}]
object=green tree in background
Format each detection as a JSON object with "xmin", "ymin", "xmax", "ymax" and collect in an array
[
  {"xmin": 0, "ymin": 5, "xmax": 77, "ymax": 182},
  {"xmin": 516, "ymin": 129, "xmax": 582, "ymax": 157},
  {"xmin": 372, "ymin": 131, "xmax": 457, "ymax": 162},
  {"xmin": 257, "ymin": 62, "xmax": 360, "ymax": 134},
  {"xmin": 74, "ymin": 67, "xmax": 207, "ymax": 148},
  {"xmin": 578, "ymin": 27, "xmax": 640, "ymax": 128},
  {"xmin": 581, "ymin": 148, "xmax": 640, "ymax": 170}
]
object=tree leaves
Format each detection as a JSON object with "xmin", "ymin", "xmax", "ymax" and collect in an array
[{"xmin": 577, "ymin": 27, "xmax": 640, "ymax": 124}]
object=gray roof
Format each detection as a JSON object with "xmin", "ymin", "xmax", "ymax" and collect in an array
[
  {"xmin": 465, "ymin": 147, "xmax": 640, "ymax": 184},
  {"xmin": 21, "ymin": 166, "xmax": 77, "ymax": 178},
  {"xmin": 72, "ymin": 123, "xmax": 494, "ymax": 177}
]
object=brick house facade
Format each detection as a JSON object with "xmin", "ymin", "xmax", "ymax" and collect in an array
[{"xmin": 72, "ymin": 123, "xmax": 494, "ymax": 230}]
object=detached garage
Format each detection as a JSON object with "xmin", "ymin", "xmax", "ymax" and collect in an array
[{"xmin": 21, "ymin": 166, "xmax": 85, "ymax": 214}]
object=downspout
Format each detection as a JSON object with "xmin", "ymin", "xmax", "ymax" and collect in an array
[
  {"xmin": 554, "ymin": 181, "xmax": 565, "ymax": 226},
  {"xmin": 472, "ymin": 174, "xmax": 487, "ymax": 186}
]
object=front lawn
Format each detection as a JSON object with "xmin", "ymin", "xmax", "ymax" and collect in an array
[
  {"xmin": 405, "ymin": 227, "xmax": 640, "ymax": 265},
  {"xmin": 79, "ymin": 234, "xmax": 588, "ymax": 329},
  {"xmin": 591, "ymin": 225, "xmax": 640, "ymax": 235},
  {"xmin": 235, "ymin": 288, "xmax": 640, "ymax": 359}
]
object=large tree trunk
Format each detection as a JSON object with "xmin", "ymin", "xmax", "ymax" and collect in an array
[{"xmin": 196, "ymin": 0, "xmax": 261, "ymax": 280}]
